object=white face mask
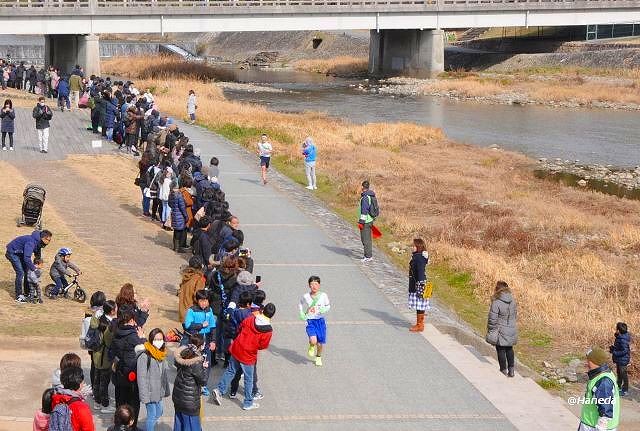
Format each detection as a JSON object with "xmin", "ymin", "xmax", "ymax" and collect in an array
[{"xmin": 152, "ymin": 340, "xmax": 164, "ymax": 350}]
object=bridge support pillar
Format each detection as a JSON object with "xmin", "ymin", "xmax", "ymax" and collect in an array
[
  {"xmin": 45, "ymin": 34, "xmax": 100, "ymax": 77},
  {"xmin": 369, "ymin": 29, "xmax": 444, "ymax": 78}
]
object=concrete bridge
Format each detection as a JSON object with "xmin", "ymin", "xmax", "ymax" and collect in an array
[{"xmin": 3, "ymin": 0, "xmax": 640, "ymax": 78}]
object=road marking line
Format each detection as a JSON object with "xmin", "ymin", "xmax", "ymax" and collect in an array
[
  {"xmin": 254, "ymin": 263, "xmax": 358, "ymax": 267},
  {"xmin": 242, "ymin": 223, "xmax": 309, "ymax": 227},
  {"xmin": 226, "ymin": 194, "xmax": 280, "ymax": 198},
  {"xmin": 276, "ymin": 320, "xmax": 385, "ymax": 325},
  {"xmin": 191, "ymin": 413, "xmax": 506, "ymax": 422}
]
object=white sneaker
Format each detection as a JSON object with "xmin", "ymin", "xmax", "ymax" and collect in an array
[
  {"xmin": 242, "ymin": 402, "xmax": 260, "ymax": 410},
  {"xmin": 360, "ymin": 257, "xmax": 373, "ymax": 263},
  {"xmin": 9, "ymin": 147, "xmax": 13, "ymax": 151},
  {"xmin": 211, "ymin": 388, "xmax": 222, "ymax": 406},
  {"xmin": 100, "ymin": 406, "xmax": 116, "ymax": 414},
  {"xmin": 305, "ymin": 185, "xmax": 314, "ymax": 190},
  {"xmin": 2, "ymin": 146, "xmax": 6, "ymax": 151},
  {"xmin": 313, "ymin": 186, "xmax": 318, "ymax": 189}
]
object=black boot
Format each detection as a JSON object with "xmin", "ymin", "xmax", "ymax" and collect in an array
[
  {"xmin": 507, "ymin": 367, "xmax": 515, "ymax": 378},
  {"xmin": 500, "ymin": 369, "xmax": 508, "ymax": 377}
]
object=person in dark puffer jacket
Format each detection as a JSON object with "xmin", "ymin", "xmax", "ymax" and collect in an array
[
  {"xmin": 173, "ymin": 335, "xmax": 207, "ymax": 431},
  {"xmin": 610, "ymin": 321, "xmax": 631, "ymax": 396},
  {"xmin": 111, "ymin": 309, "xmax": 146, "ymax": 429},
  {"xmin": 169, "ymin": 186, "xmax": 189, "ymax": 253}
]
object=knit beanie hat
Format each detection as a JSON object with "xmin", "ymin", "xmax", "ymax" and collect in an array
[
  {"xmin": 586, "ymin": 347, "xmax": 609, "ymax": 366},
  {"xmin": 237, "ymin": 270, "xmax": 254, "ymax": 286}
]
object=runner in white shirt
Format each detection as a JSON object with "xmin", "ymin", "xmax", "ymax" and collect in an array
[{"xmin": 256, "ymin": 133, "xmax": 273, "ymax": 185}]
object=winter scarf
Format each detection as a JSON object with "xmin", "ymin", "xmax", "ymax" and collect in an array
[{"xmin": 144, "ymin": 341, "xmax": 167, "ymax": 361}]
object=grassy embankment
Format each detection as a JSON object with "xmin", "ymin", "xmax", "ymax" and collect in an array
[
  {"xmin": 292, "ymin": 56, "xmax": 368, "ymax": 76},
  {"xmin": 422, "ymin": 69, "xmax": 640, "ymax": 106},
  {"xmin": 103, "ymin": 56, "xmax": 639, "ymax": 376}
]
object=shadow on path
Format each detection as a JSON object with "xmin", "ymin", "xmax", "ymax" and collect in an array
[
  {"xmin": 268, "ymin": 344, "xmax": 309, "ymax": 365},
  {"xmin": 361, "ymin": 308, "xmax": 409, "ymax": 329},
  {"xmin": 321, "ymin": 244, "xmax": 360, "ymax": 258}
]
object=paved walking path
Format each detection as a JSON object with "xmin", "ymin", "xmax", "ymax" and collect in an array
[{"xmin": 1, "ymin": 108, "xmax": 581, "ymax": 430}]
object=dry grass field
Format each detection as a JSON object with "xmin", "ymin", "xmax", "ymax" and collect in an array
[
  {"xmin": 0, "ymin": 160, "xmax": 177, "ymax": 338},
  {"xmin": 102, "ymin": 56, "xmax": 638, "ymax": 375},
  {"xmin": 426, "ymin": 71, "xmax": 640, "ymax": 105},
  {"xmin": 292, "ymin": 56, "xmax": 368, "ymax": 76}
]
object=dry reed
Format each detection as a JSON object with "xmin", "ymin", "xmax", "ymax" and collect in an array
[{"xmin": 292, "ymin": 56, "xmax": 368, "ymax": 76}]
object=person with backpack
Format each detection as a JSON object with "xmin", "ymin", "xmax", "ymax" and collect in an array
[
  {"xmin": 137, "ymin": 328, "xmax": 170, "ymax": 431},
  {"xmin": 111, "ymin": 309, "xmax": 146, "ymax": 429},
  {"xmin": 50, "ymin": 366, "xmax": 95, "ymax": 431},
  {"xmin": 33, "ymin": 388, "xmax": 54, "ymax": 431},
  {"xmin": 80, "ymin": 291, "xmax": 105, "ymax": 389},
  {"xmin": 358, "ymin": 180, "xmax": 379, "ymax": 262},
  {"xmin": 91, "ymin": 300, "xmax": 117, "ymax": 414},
  {"xmin": 212, "ymin": 303, "xmax": 276, "ymax": 411}
]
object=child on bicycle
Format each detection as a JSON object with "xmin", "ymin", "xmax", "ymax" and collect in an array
[{"xmin": 49, "ymin": 247, "xmax": 81, "ymax": 298}]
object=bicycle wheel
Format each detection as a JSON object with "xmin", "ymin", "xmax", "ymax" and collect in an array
[
  {"xmin": 74, "ymin": 288, "xmax": 87, "ymax": 303},
  {"xmin": 44, "ymin": 284, "xmax": 56, "ymax": 298}
]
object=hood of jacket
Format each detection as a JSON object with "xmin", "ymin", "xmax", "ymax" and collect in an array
[
  {"xmin": 174, "ymin": 346, "xmax": 204, "ymax": 367},
  {"xmin": 247, "ymin": 314, "xmax": 273, "ymax": 334},
  {"xmin": 617, "ymin": 332, "xmax": 631, "ymax": 343},
  {"xmin": 193, "ymin": 171, "xmax": 205, "ymax": 182},
  {"xmin": 492, "ymin": 287, "xmax": 513, "ymax": 303},
  {"xmin": 33, "ymin": 410, "xmax": 49, "ymax": 430},
  {"xmin": 181, "ymin": 267, "xmax": 203, "ymax": 284},
  {"xmin": 115, "ymin": 324, "xmax": 138, "ymax": 340}
]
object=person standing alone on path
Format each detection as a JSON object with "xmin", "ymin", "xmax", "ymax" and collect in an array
[
  {"xmin": 257, "ymin": 133, "xmax": 272, "ymax": 185},
  {"xmin": 485, "ymin": 281, "xmax": 518, "ymax": 377},
  {"xmin": 1, "ymin": 99, "xmax": 15, "ymax": 150},
  {"xmin": 609, "ymin": 322, "xmax": 631, "ymax": 396},
  {"xmin": 358, "ymin": 180, "xmax": 378, "ymax": 262},
  {"xmin": 33, "ymin": 96, "xmax": 53, "ymax": 153},
  {"xmin": 408, "ymin": 238, "xmax": 430, "ymax": 332},
  {"xmin": 578, "ymin": 347, "xmax": 621, "ymax": 431},
  {"xmin": 299, "ymin": 276, "xmax": 330, "ymax": 367},
  {"xmin": 5, "ymin": 229, "xmax": 52, "ymax": 303},
  {"xmin": 301, "ymin": 137, "xmax": 317, "ymax": 190},
  {"xmin": 187, "ymin": 90, "xmax": 197, "ymax": 124}
]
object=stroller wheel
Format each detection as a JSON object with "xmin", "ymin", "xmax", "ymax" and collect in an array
[{"xmin": 74, "ymin": 288, "xmax": 87, "ymax": 303}]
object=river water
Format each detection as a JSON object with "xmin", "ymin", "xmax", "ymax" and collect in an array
[{"xmin": 219, "ymin": 67, "xmax": 640, "ymax": 167}]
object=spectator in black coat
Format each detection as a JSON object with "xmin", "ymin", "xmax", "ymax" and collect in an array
[
  {"xmin": 610, "ymin": 321, "xmax": 631, "ymax": 395},
  {"xmin": 172, "ymin": 335, "xmax": 207, "ymax": 431},
  {"xmin": 111, "ymin": 309, "xmax": 145, "ymax": 429}
]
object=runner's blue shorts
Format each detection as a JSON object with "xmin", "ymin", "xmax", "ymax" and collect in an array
[
  {"xmin": 306, "ymin": 318, "xmax": 327, "ymax": 344},
  {"xmin": 260, "ymin": 156, "xmax": 271, "ymax": 168}
]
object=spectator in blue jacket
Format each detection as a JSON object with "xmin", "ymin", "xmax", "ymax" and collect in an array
[
  {"xmin": 302, "ymin": 137, "xmax": 317, "ymax": 190},
  {"xmin": 104, "ymin": 93, "xmax": 119, "ymax": 142},
  {"xmin": 5, "ymin": 230, "xmax": 52, "ymax": 302},
  {"xmin": 183, "ymin": 289, "xmax": 216, "ymax": 394},
  {"xmin": 610, "ymin": 322, "xmax": 631, "ymax": 396},
  {"xmin": 169, "ymin": 186, "xmax": 188, "ymax": 253},
  {"xmin": 57, "ymin": 77, "xmax": 70, "ymax": 111}
]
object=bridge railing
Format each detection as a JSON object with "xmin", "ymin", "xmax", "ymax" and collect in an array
[{"xmin": 0, "ymin": 0, "xmax": 639, "ymax": 11}]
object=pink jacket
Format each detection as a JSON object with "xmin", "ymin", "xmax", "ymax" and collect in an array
[{"xmin": 33, "ymin": 410, "xmax": 49, "ymax": 431}]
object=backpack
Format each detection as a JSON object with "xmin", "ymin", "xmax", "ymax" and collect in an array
[
  {"xmin": 84, "ymin": 324, "xmax": 103, "ymax": 352},
  {"xmin": 368, "ymin": 195, "xmax": 380, "ymax": 219},
  {"xmin": 49, "ymin": 397, "xmax": 80, "ymax": 431}
]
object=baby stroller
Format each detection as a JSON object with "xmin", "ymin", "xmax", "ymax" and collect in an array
[{"xmin": 18, "ymin": 183, "xmax": 46, "ymax": 229}]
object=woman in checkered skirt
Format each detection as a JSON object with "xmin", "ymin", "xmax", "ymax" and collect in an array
[{"xmin": 408, "ymin": 238, "xmax": 429, "ymax": 332}]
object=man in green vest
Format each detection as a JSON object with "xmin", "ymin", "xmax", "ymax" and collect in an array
[{"xmin": 578, "ymin": 347, "xmax": 620, "ymax": 431}]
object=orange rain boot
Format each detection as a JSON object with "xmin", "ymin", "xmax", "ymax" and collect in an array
[{"xmin": 409, "ymin": 313, "xmax": 425, "ymax": 332}]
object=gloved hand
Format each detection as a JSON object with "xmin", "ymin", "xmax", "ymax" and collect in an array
[
  {"xmin": 358, "ymin": 223, "xmax": 363, "ymax": 230},
  {"xmin": 596, "ymin": 416, "xmax": 609, "ymax": 431},
  {"xmin": 299, "ymin": 312, "xmax": 307, "ymax": 321}
]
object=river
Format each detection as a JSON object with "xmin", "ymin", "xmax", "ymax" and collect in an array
[{"xmin": 218, "ymin": 67, "xmax": 640, "ymax": 167}]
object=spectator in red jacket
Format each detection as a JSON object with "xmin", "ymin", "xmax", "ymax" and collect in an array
[
  {"xmin": 211, "ymin": 303, "xmax": 275, "ymax": 411},
  {"xmin": 51, "ymin": 366, "xmax": 95, "ymax": 431}
]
